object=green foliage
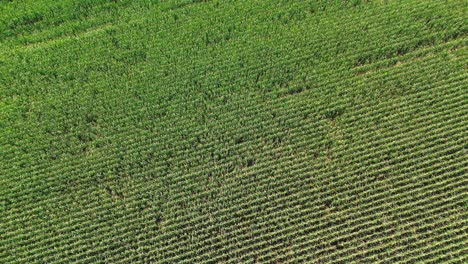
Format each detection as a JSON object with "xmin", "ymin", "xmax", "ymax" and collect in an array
[{"xmin": 1, "ymin": 0, "xmax": 466, "ymax": 263}]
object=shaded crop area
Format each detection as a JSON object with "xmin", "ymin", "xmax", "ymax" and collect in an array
[{"xmin": 1, "ymin": 0, "xmax": 467, "ymax": 263}]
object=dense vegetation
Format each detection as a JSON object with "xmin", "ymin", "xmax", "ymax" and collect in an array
[{"xmin": 1, "ymin": 0, "xmax": 467, "ymax": 262}]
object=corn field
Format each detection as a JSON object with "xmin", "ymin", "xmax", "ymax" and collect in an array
[{"xmin": 1, "ymin": 0, "xmax": 467, "ymax": 263}]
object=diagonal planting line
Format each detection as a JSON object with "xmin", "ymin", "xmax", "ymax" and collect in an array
[
  {"xmin": 2, "ymin": 48, "xmax": 464, "ymax": 197},
  {"xmin": 60, "ymin": 127, "xmax": 466, "ymax": 262},
  {"xmin": 2, "ymin": 78, "xmax": 464, "ymax": 245},
  {"xmin": 0, "ymin": 0, "xmax": 460, "ymax": 142},
  {"xmin": 1, "ymin": 33, "xmax": 464, "ymax": 169},
  {"xmin": 251, "ymin": 182, "xmax": 467, "ymax": 264},
  {"xmin": 2, "ymin": 75, "xmax": 464, "ymax": 235},
  {"xmin": 190, "ymin": 157, "xmax": 467, "ymax": 263},
  {"xmin": 1, "ymin": 0, "xmax": 467, "ymax": 262},
  {"xmin": 202, "ymin": 183, "xmax": 466, "ymax": 263},
  {"xmin": 5, "ymin": 101, "xmax": 466, "ymax": 262}
]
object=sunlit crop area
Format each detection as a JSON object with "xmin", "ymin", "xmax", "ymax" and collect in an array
[{"xmin": 1, "ymin": 0, "xmax": 466, "ymax": 263}]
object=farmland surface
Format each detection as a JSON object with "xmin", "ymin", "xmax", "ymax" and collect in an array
[{"xmin": 1, "ymin": 0, "xmax": 467, "ymax": 263}]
